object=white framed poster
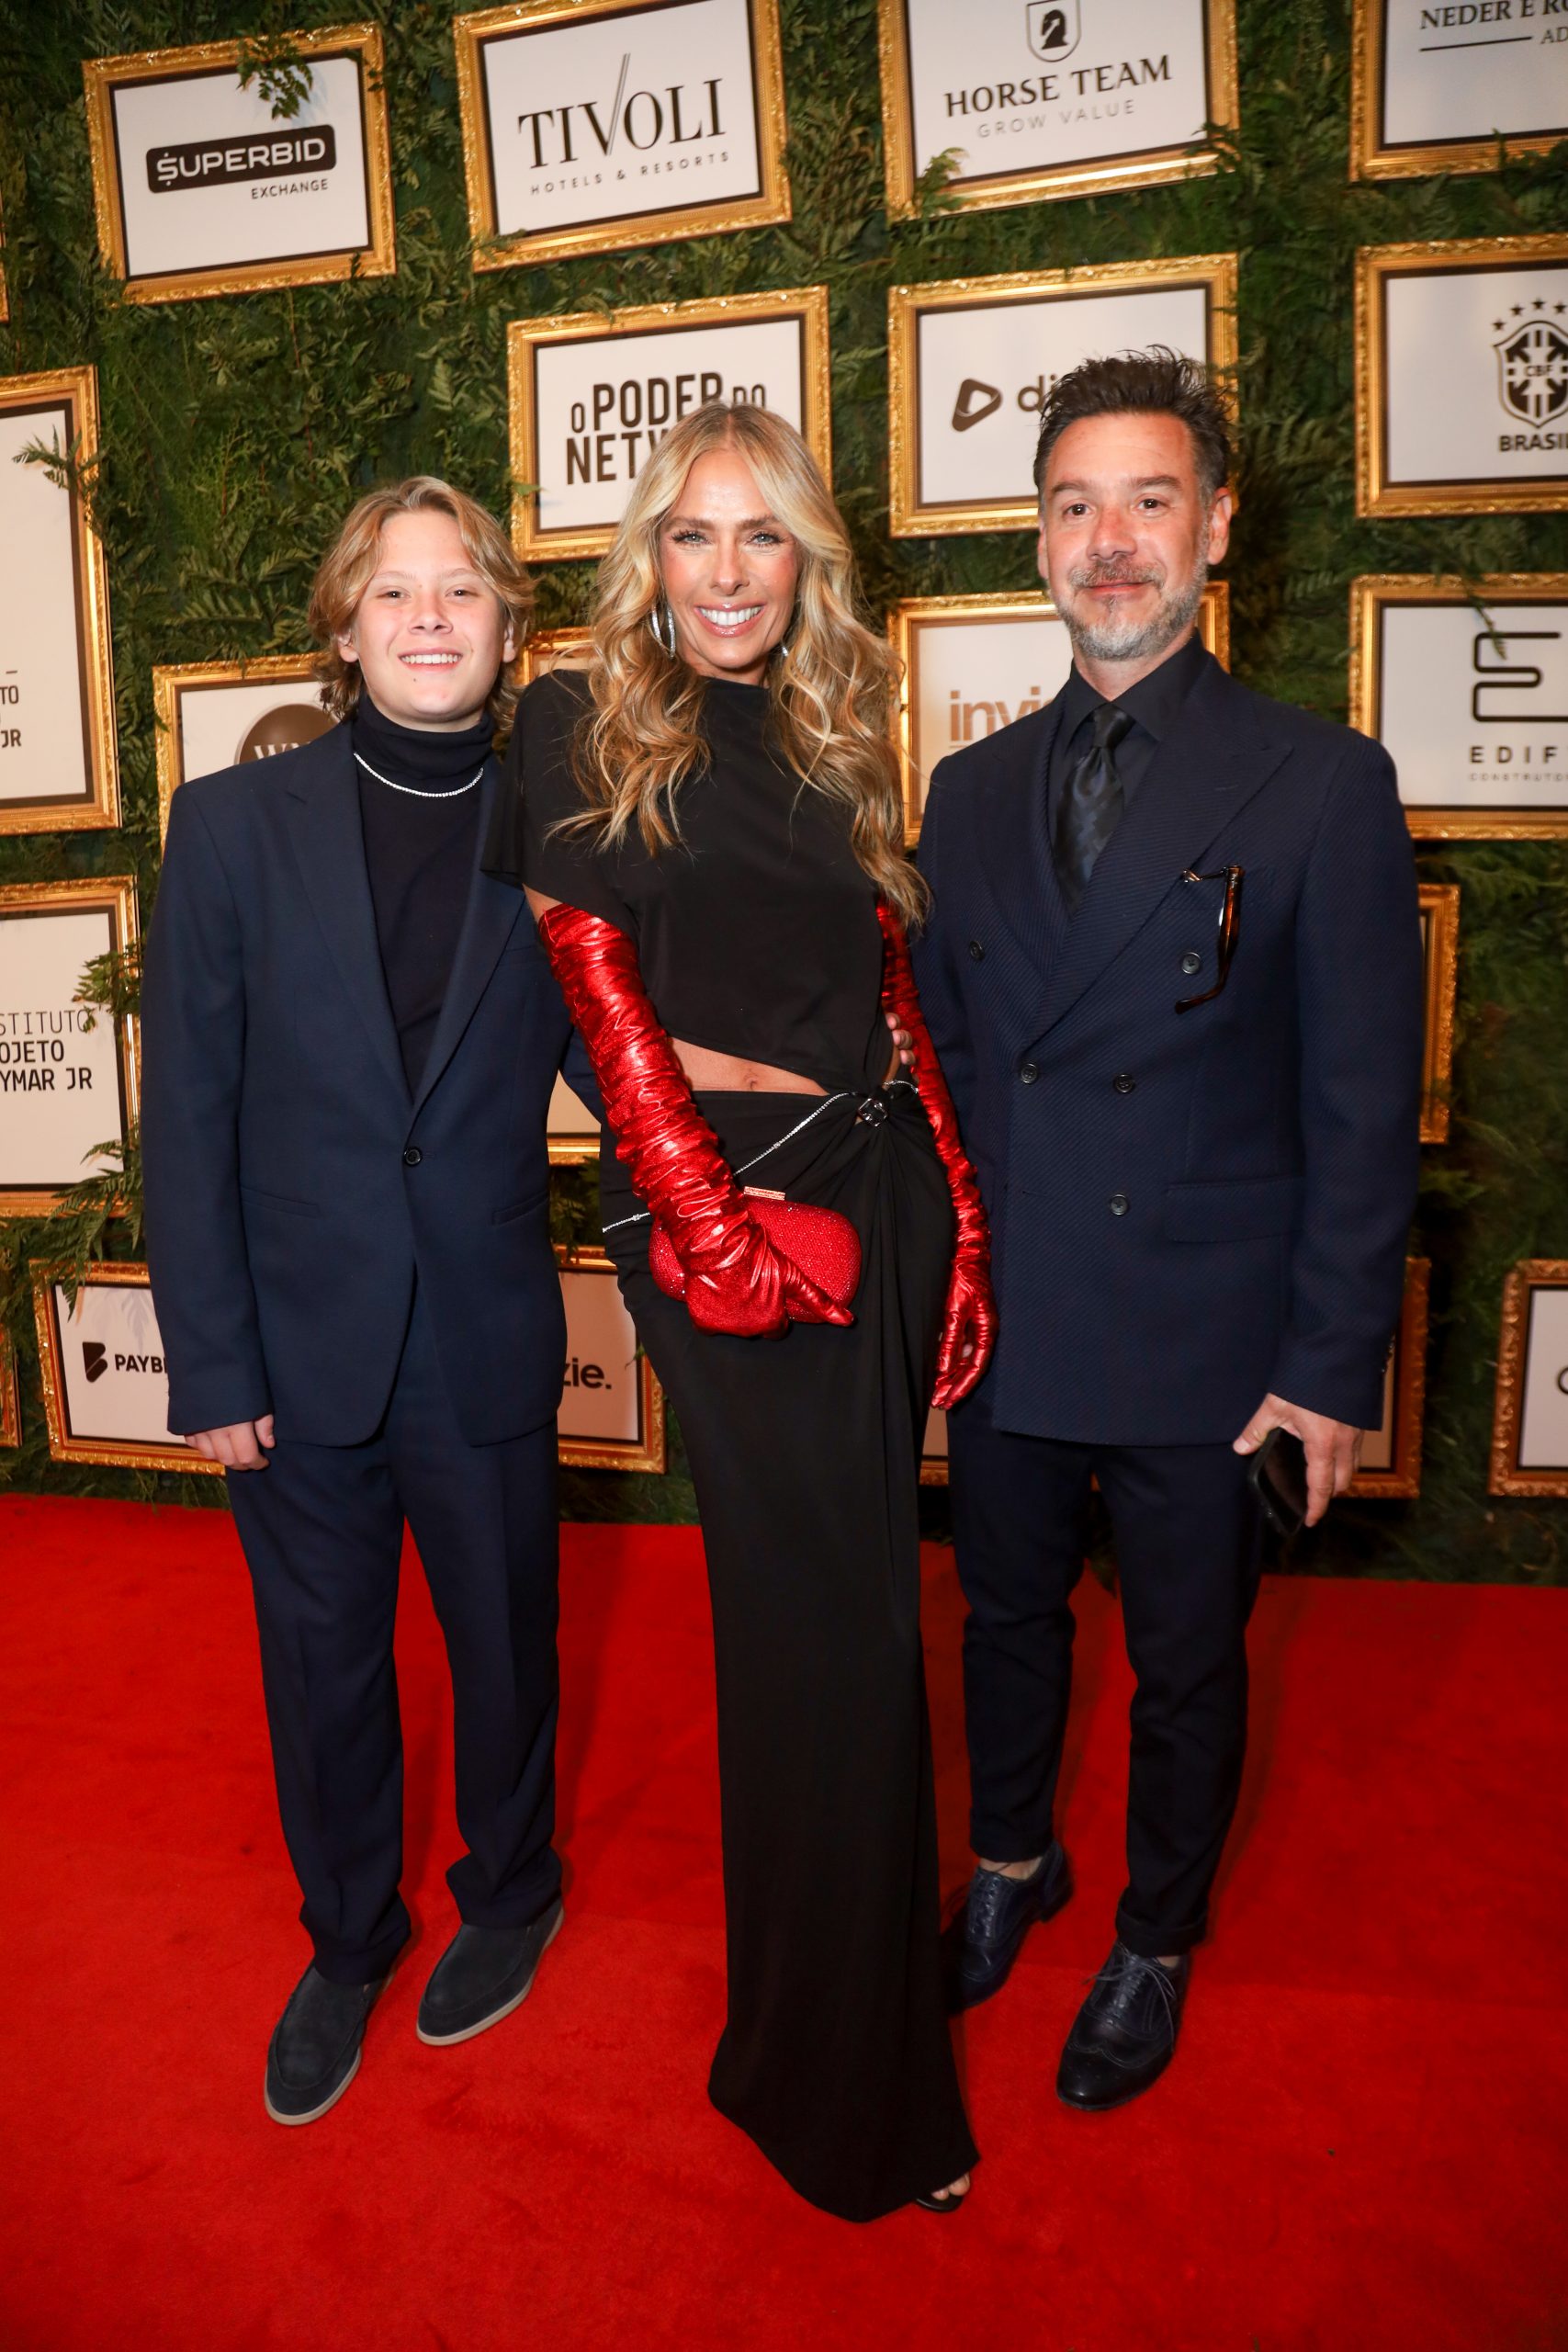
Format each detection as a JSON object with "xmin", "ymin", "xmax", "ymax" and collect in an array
[
  {"xmin": 0, "ymin": 367, "xmax": 119, "ymax": 837},
  {"xmin": 1348, "ymin": 1259, "xmax": 1430, "ymax": 1500},
  {"xmin": 508, "ymin": 287, "xmax": 831, "ymax": 561},
  {"xmin": 547, "ymin": 1070, "xmax": 601, "ymax": 1168},
  {"xmin": 888, "ymin": 256, "xmax": 1237, "ymax": 537},
  {"xmin": 455, "ymin": 0, "xmax": 791, "ymax": 271},
  {"xmin": 30, "ymin": 1261, "xmax": 220, "ymax": 1475},
  {"xmin": 1491, "ymin": 1261, "xmax": 1568, "ymax": 1498},
  {"xmin": 1350, "ymin": 0, "xmax": 1568, "ymax": 182},
  {"xmin": 1348, "ymin": 573, "xmax": 1568, "ymax": 839},
  {"xmin": 0, "ymin": 879, "xmax": 140, "ymax": 1216},
  {"xmin": 877, "ymin": 0, "xmax": 1238, "ymax": 217},
  {"xmin": 557, "ymin": 1248, "xmax": 666, "ymax": 1471},
  {"xmin": 82, "ymin": 24, "xmax": 395, "ymax": 305},
  {"xmin": 152, "ymin": 654, "xmax": 333, "ymax": 843},
  {"xmin": 889, "ymin": 582, "xmax": 1231, "ymax": 836},
  {"xmin": 1355, "ymin": 235, "xmax": 1568, "ymax": 517}
]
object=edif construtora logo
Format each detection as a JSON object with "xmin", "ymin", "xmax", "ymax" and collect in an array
[{"xmin": 146, "ymin": 128, "xmax": 337, "ymax": 193}]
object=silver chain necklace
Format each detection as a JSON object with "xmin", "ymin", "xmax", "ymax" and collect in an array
[{"xmin": 353, "ymin": 751, "xmax": 484, "ymax": 799}]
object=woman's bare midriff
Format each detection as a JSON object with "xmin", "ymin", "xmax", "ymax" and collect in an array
[{"xmin": 528, "ymin": 882, "xmax": 903, "ymax": 1091}]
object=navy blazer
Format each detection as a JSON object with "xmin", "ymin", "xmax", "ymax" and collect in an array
[
  {"xmin": 912, "ymin": 650, "xmax": 1424, "ymax": 1445},
  {"xmin": 141, "ymin": 721, "xmax": 584, "ymax": 1447}
]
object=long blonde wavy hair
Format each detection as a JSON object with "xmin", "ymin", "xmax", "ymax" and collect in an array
[{"xmin": 564, "ymin": 401, "xmax": 925, "ymax": 926}]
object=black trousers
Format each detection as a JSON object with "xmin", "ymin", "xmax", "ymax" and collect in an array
[
  {"xmin": 947, "ymin": 1378, "xmax": 1264, "ymax": 1958},
  {"xmin": 226, "ymin": 1285, "xmax": 562, "ymax": 1984},
  {"xmin": 602, "ymin": 1086, "xmax": 976, "ymax": 2223}
]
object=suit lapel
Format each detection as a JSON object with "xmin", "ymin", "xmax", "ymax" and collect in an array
[
  {"xmin": 976, "ymin": 700, "xmax": 1066, "ymax": 991},
  {"xmin": 1032, "ymin": 662, "xmax": 1290, "ymax": 1043},
  {"xmin": 411, "ymin": 758, "xmax": 524, "ymax": 1119},
  {"xmin": 284, "ymin": 728, "xmax": 408, "ymax": 1104}
]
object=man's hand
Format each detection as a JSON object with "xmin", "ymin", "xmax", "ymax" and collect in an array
[
  {"xmin": 1234, "ymin": 1395, "xmax": 1362, "ymax": 1528},
  {"xmin": 885, "ymin": 1009, "xmax": 915, "ymax": 1069},
  {"xmin": 188, "ymin": 1416, "xmax": 276, "ymax": 1470}
]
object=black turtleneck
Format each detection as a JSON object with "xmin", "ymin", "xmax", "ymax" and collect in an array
[{"xmin": 352, "ymin": 693, "xmax": 494, "ymax": 1093}]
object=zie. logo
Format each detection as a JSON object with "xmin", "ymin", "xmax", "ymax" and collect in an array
[{"xmin": 1026, "ymin": 1, "xmax": 1080, "ymax": 62}]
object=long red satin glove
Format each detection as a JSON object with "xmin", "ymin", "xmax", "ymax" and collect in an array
[
  {"xmin": 878, "ymin": 903, "xmax": 997, "ymax": 1408},
  {"xmin": 537, "ymin": 903, "xmax": 852, "ymax": 1338}
]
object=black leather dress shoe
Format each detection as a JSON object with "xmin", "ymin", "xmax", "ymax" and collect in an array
[
  {"xmin": 942, "ymin": 1843, "xmax": 1072, "ymax": 2014},
  {"xmin": 265, "ymin": 1958, "xmax": 399, "ymax": 2126},
  {"xmin": 1056, "ymin": 1941, "xmax": 1190, "ymax": 2112},
  {"xmin": 416, "ymin": 1898, "xmax": 564, "ymax": 2046}
]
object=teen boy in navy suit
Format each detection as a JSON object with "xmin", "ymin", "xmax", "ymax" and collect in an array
[
  {"xmin": 142, "ymin": 481, "xmax": 592, "ymax": 2124},
  {"xmin": 915, "ymin": 355, "xmax": 1423, "ymax": 2109}
]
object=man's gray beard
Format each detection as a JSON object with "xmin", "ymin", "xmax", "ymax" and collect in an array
[{"xmin": 1062, "ymin": 560, "xmax": 1207, "ymax": 665}]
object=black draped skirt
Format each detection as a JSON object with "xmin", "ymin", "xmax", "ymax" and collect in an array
[{"xmin": 599, "ymin": 1080, "xmax": 976, "ymax": 2222}]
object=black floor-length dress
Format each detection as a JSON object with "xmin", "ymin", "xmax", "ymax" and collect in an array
[{"xmin": 489, "ymin": 670, "xmax": 976, "ymax": 2221}]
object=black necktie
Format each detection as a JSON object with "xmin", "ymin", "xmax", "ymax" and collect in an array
[{"xmin": 1055, "ymin": 702, "xmax": 1134, "ymax": 914}]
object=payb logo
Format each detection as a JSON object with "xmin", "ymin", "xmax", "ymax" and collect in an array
[{"xmin": 82, "ymin": 1341, "xmax": 107, "ymax": 1385}]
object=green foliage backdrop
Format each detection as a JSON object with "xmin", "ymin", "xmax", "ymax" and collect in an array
[{"xmin": 1, "ymin": 1, "xmax": 1564, "ymax": 1578}]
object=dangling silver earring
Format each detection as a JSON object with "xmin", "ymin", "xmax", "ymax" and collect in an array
[{"xmin": 649, "ymin": 599, "xmax": 678, "ymax": 656}]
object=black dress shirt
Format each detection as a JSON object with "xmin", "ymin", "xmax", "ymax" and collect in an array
[{"xmin": 1046, "ymin": 628, "xmax": 1213, "ymax": 838}]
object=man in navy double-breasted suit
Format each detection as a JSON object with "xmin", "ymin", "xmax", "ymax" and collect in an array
[
  {"xmin": 915, "ymin": 355, "xmax": 1423, "ymax": 2110},
  {"xmin": 142, "ymin": 481, "xmax": 592, "ymax": 2126}
]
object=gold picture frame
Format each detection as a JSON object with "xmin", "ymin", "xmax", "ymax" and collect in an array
[
  {"xmin": 876, "ymin": 0, "xmax": 1239, "ymax": 218},
  {"xmin": 1349, "ymin": 0, "xmax": 1568, "ymax": 183},
  {"xmin": 454, "ymin": 0, "xmax": 791, "ymax": 271},
  {"xmin": 152, "ymin": 653, "xmax": 332, "ymax": 844},
  {"xmin": 1490, "ymin": 1260, "xmax": 1568, "ymax": 1498},
  {"xmin": 1354, "ymin": 235, "xmax": 1568, "ymax": 519},
  {"xmin": 0, "ymin": 1326, "xmax": 20, "ymax": 1448},
  {"xmin": 889, "ymin": 581, "xmax": 1231, "ymax": 841},
  {"xmin": 1348, "ymin": 573, "xmax": 1568, "ymax": 841},
  {"xmin": 518, "ymin": 626, "xmax": 594, "ymax": 688},
  {"xmin": 556, "ymin": 1246, "xmax": 666, "ymax": 1472},
  {"xmin": 509, "ymin": 286, "xmax": 831, "ymax": 562},
  {"xmin": 919, "ymin": 1406, "xmax": 948, "ymax": 1488},
  {"xmin": 0, "ymin": 187, "xmax": 9, "ymax": 323},
  {"xmin": 888, "ymin": 255, "xmax": 1239, "ymax": 538},
  {"xmin": 30, "ymin": 1259, "xmax": 222, "ymax": 1475},
  {"xmin": 0, "ymin": 367, "xmax": 119, "ymax": 837},
  {"xmin": 82, "ymin": 23, "xmax": 395, "ymax": 306},
  {"xmin": 1348, "ymin": 1258, "xmax": 1431, "ymax": 1500},
  {"xmin": 0, "ymin": 877, "xmax": 141, "ymax": 1217},
  {"xmin": 1418, "ymin": 883, "xmax": 1459, "ymax": 1148}
]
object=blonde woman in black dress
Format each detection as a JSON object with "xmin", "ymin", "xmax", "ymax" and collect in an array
[{"xmin": 487, "ymin": 402, "xmax": 995, "ymax": 2221}]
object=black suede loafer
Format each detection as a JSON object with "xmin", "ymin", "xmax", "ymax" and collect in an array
[
  {"xmin": 264, "ymin": 1958, "xmax": 399, "ymax": 2127},
  {"xmin": 416, "ymin": 1898, "xmax": 564, "ymax": 2047},
  {"xmin": 942, "ymin": 1842, "xmax": 1072, "ymax": 2014},
  {"xmin": 1056, "ymin": 1941, "xmax": 1190, "ymax": 2112}
]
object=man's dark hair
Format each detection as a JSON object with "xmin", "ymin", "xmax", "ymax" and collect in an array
[{"xmin": 1032, "ymin": 347, "xmax": 1232, "ymax": 503}]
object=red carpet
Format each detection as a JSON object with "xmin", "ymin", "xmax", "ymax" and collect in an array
[{"xmin": 0, "ymin": 1495, "xmax": 1563, "ymax": 2352}]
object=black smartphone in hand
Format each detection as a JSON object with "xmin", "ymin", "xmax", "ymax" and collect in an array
[{"xmin": 1248, "ymin": 1427, "xmax": 1309, "ymax": 1540}]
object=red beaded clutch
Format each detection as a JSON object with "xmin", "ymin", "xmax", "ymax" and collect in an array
[{"xmin": 649, "ymin": 1188, "xmax": 863, "ymax": 1316}]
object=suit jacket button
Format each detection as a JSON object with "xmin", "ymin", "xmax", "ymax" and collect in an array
[
  {"xmin": 402, "ymin": 1145, "xmax": 423, "ymax": 1166},
  {"xmin": 1180, "ymin": 950, "xmax": 1202, "ymax": 976},
  {"xmin": 1109, "ymin": 1192, "xmax": 1129, "ymax": 1216},
  {"xmin": 1113, "ymin": 1071, "xmax": 1135, "ymax": 1094},
  {"xmin": 1018, "ymin": 1058, "xmax": 1039, "ymax": 1085},
  {"xmin": 968, "ymin": 939, "xmax": 985, "ymax": 961}
]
